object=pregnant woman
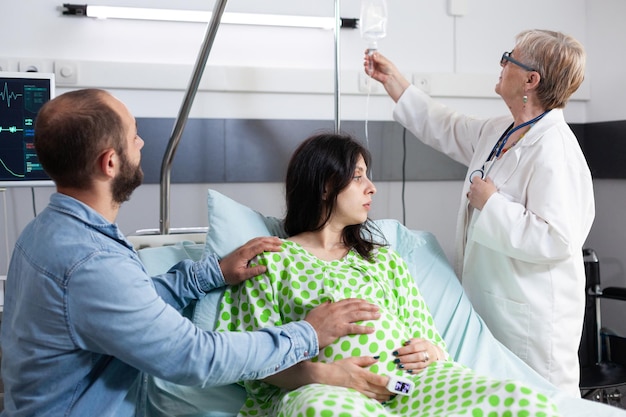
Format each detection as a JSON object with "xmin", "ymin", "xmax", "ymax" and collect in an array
[{"xmin": 216, "ymin": 132, "xmax": 561, "ymax": 417}]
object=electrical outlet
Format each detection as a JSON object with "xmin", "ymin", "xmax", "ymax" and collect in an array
[
  {"xmin": 18, "ymin": 59, "xmax": 54, "ymax": 73},
  {"xmin": 358, "ymin": 72, "xmax": 379, "ymax": 93},
  {"xmin": 19, "ymin": 59, "xmax": 46, "ymax": 73},
  {"xmin": 413, "ymin": 74, "xmax": 431, "ymax": 94},
  {"xmin": 55, "ymin": 60, "xmax": 78, "ymax": 84}
]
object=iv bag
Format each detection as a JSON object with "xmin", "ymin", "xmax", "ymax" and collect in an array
[{"xmin": 360, "ymin": 0, "xmax": 388, "ymax": 51}]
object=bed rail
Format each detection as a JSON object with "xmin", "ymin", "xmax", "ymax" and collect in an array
[{"xmin": 159, "ymin": 0, "xmax": 228, "ymax": 235}]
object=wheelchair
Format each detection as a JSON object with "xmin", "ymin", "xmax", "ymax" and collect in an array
[{"xmin": 579, "ymin": 248, "xmax": 626, "ymax": 409}]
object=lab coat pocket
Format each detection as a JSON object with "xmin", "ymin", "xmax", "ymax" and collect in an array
[{"xmin": 483, "ymin": 292, "xmax": 530, "ymax": 360}]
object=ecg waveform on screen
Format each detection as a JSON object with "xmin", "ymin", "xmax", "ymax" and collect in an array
[
  {"xmin": 0, "ymin": 82, "xmax": 23, "ymax": 108},
  {"xmin": 0, "ymin": 158, "xmax": 25, "ymax": 178},
  {"xmin": 0, "ymin": 126, "xmax": 23, "ymax": 134},
  {"xmin": 0, "ymin": 117, "xmax": 33, "ymax": 137}
]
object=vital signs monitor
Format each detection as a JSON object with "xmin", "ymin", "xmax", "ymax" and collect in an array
[{"xmin": 0, "ymin": 71, "xmax": 55, "ymax": 187}]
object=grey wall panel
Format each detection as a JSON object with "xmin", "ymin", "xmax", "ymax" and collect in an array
[
  {"xmin": 336, "ymin": 120, "xmax": 468, "ymax": 181},
  {"xmin": 136, "ymin": 117, "xmax": 471, "ymax": 183},
  {"xmin": 223, "ymin": 119, "xmax": 334, "ymax": 182},
  {"xmin": 138, "ymin": 118, "xmax": 226, "ymax": 183},
  {"xmin": 141, "ymin": 118, "xmax": 605, "ymax": 184}
]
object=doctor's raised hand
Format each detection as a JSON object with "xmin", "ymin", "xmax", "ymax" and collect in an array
[
  {"xmin": 364, "ymin": 30, "xmax": 594, "ymax": 397},
  {"xmin": 363, "ymin": 50, "xmax": 410, "ymax": 103}
]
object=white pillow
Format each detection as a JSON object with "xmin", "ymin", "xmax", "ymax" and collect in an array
[{"xmin": 204, "ymin": 189, "xmax": 285, "ymax": 259}]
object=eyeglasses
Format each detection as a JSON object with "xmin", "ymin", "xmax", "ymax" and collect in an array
[{"xmin": 500, "ymin": 51, "xmax": 537, "ymax": 73}]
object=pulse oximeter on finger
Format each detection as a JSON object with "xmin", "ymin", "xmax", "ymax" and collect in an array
[{"xmin": 385, "ymin": 375, "xmax": 414, "ymax": 396}]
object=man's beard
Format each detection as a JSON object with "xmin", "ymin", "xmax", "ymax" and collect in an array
[{"xmin": 111, "ymin": 154, "xmax": 144, "ymax": 204}]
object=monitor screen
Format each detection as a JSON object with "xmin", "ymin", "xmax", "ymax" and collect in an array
[{"xmin": 0, "ymin": 71, "xmax": 55, "ymax": 187}]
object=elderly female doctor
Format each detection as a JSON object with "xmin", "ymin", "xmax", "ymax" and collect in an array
[{"xmin": 364, "ymin": 29, "xmax": 595, "ymax": 397}]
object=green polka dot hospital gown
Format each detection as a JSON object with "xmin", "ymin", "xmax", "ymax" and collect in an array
[{"xmin": 216, "ymin": 240, "xmax": 561, "ymax": 417}]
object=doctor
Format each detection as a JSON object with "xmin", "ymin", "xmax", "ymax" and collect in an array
[{"xmin": 364, "ymin": 29, "xmax": 595, "ymax": 396}]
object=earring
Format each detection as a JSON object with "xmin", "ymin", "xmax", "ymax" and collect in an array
[{"xmin": 523, "ymin": 95, "xmax": 528, "ymax": 104}]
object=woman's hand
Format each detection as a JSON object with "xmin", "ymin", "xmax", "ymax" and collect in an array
[
  {"xmin": 391, "ymin": 338, "xmax": 443, "ymax": 373},
  {"xmin": 264, "ymin": 357, "xmax": 391, "ymax": 402},
  {"xmin": 467, "ymin": 177, "xmax": 497, "ymax": 210},
  {"xmin": 363, "ymin": 51, "xmax": 411, "ymax": 102},
  {"xmin": 323, "ymin": 357, "xmax": 392, "ymax": 401}
]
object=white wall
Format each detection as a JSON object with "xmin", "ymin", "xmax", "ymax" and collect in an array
[
  {"xmin": 2, "ymin": 0, "xmax": 625, "ymax": 333},
  {"xmin": 585, "ymin": 0, "xmax": 626, "ymax": 123}
]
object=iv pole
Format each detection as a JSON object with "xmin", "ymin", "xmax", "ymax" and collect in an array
[{"xmin": 334, "ymin": 0, "xmax": 341, "ymax": 133}]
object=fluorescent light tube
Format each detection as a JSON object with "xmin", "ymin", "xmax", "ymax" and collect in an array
[{"xmin": 81, "ymin": 5, "xmax": 336, "ymax": 29}]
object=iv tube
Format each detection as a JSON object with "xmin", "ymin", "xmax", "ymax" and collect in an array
[
  {"xmin": 360, "ymin": 0, "xmax": 388, "ymax": 55},
  {"xmin": 361, "ymin": 0, "xmax": 388, "ymax": 157}
]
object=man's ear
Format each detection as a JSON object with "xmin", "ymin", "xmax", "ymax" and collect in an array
[{"xmin": 97, "ymin": 148, "xmax": 118, "ymax": 179}]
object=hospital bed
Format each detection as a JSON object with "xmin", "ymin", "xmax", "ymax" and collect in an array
[
  {"xmin": 129, "ymin": 189, "xmax": 626, "ymax": 417},
  {"xmin": 131, "ymin": 4, "xmax": 623, "ymax": 415}
]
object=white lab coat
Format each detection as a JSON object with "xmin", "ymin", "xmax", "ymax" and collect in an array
[{"xmin": 394, "ymin": 85, "xmax": 595, "ymax": 397}]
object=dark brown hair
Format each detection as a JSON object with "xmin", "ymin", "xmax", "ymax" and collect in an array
[
  {"xmin": 34, "ymin": 89, "xmax": 127, "ymax": 188},
  {"xmin": 284, "ymin": 132, "xmax": 384, "ymax": 260}
]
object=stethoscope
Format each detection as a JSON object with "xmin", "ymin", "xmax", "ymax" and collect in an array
[{"xmin": 468, "ymin": 110, "xmax": 550, "ymax": 184}]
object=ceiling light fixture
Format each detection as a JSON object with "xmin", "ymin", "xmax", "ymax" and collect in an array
[{"xmin": 61, "ymin": 4, "xmax": 358, "ymax": 30}]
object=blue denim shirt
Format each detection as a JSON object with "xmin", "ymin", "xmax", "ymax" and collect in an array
[{"xmin": 0, "ymin": 193, "xmax": 318, "ymax": 417}]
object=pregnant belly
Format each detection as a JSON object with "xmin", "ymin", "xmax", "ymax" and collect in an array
[{"xmin": 314, "ymin": 308, "xmax": 413, "ymax": 375}]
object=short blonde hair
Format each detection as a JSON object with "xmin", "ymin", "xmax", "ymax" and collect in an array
[{"xmin": 515, "ymin": 29, "xmax": 586, "ymax": 109}]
